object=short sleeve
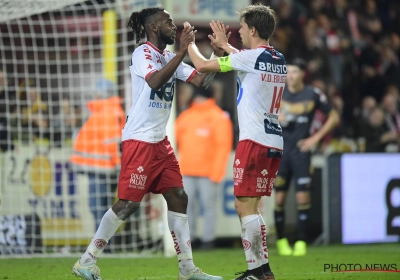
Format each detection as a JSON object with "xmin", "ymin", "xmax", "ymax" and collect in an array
[
  {"xmin": 229, "ymin": 49, "xmax": 255, "ymax": 72},
  {"xmin": 175, "ymin": 56, "xmax": 197, "ymax": 83},
  {"xmin": 314, "ymin": 87, "xmax": 332, "ymax": 115},
  {"xmin": 131, "ymin": 46, "xmax": 161, "ymax": 80}
]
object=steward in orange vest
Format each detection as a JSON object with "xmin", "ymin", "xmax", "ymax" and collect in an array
[
  {"xmin": 70, "ymin": 95, "xmax": 125, "ymax": 174},
  {"xmin": 175, "ymin": 95, "xmax": 233, "ymax": 182}
]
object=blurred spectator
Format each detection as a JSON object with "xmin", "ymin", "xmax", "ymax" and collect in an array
[
  {"xmin": 327, "ymin": 83, "xmax": 344, "ymax": 116},
  {"xmin": 176, "ymin": 82, "xmax": 194, "ymax": 115},
  {"xmin": 385, "ymin": 84, "xmax": 400, "ymax": 109},
  {"xmin": 358, "ymin": 35, "xmax": 386, "ymax": 102},
  {"xmin": 389, "ymin": 32, "xmax": 400, "ymax": 58},
  {"xmin": 70, "ymin": 78, "xmax": 125, "ymax": 230},
  {"xmin": 309, "ymin": 79, "xmax": 328, "ymax": 144},
  {"xmin": 382, "ymin": 91, "xmax": 400, "ymax": 130},
  {"xmin": 309, "ymin": 0, "xmax": 327, "ymax": 18},
  {"xmin": 0, "ymin": 68, "xmax": 15, "ymax": 152},
  {"xmin": 271, "ymin": 0, "xmax": 305, "ymax": 57},
  {"xmin": 381, "ymin": 91, "xmax": 400, "ymax": 151},
  {"xmin": 295, "ymin": 18, "xmax": 331, "ymax": 83},
  {"xmin": 363, "ymin": 106, "xmax": 398, "ymax": 152},
  {"xmin": 209, "ymin": 79, "xmax": 237, "ymax": 134},
  {"xmin": 175, "ymin": 86, "xmax": 233, "ymax": 250},
  {"xmin": 358, "ymin": 0, "xmax": 382, "ymax": 40},
  {"xmin": 353, "ymin": 95, "xmax": 377, "ymax": 142},
  {"xmin": 209, "ymin": 80, "xmax": 224, "ymax": 108},
  {"xmin": 312, "ymin": 81, "xmax": 347, "ymax": 153},
  {"xmin": 328, "ymin": 0, "xmax": 352, "ymax": 36},
  {"xmin": 52, "ymin": 96, "xmax": 81, "ymax": 146},
  {"xmin": 379, "ymin": 44, "xmax": 400, "ymax": 89},
  {"xmin": 317, "ymin": 13, "xmax": 344, "ymax": 89},
  {"xmin": 16, "ymin": 79, "xmax": 49, "ymax": 142}
]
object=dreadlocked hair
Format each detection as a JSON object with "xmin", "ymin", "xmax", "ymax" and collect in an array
[{"xmin": 127, "ymin": 7, "xmax": 164, "ymax": 44}]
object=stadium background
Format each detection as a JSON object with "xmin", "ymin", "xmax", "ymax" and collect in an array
[{"xmin": 0, "ymin": 0, "xmax": 399, "ymax": 258}]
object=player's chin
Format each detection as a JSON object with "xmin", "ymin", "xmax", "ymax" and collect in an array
[{"xmin": 167, "ymin": 38, "xmax": 175, "ymax": 45}]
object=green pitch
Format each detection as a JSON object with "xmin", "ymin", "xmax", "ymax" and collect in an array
[{"xmin": 1, "ymin": 243, "xmax": 400, "ymax": 279}]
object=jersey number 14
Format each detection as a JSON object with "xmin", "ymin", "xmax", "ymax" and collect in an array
[{"xmin": 270, "ymin": 86, "xmax": 283, "ymax": 114}]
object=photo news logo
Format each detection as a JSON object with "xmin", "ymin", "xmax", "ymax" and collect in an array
[{"xmin": 324, "ymin": 263, "xmax": 400, "ymax": 273}]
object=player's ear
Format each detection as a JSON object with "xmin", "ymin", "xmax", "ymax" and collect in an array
[
  {"xmin": 251, "ymin": 27, "xmax": 256, "ymax": 37},
  {"xmin": 150, "ymin": 22, "xmax": 159, "ymax": 33}
]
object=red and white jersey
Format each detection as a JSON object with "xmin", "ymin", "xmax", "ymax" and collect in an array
[
  {"xmin": 122, "ymin": 42, "xmax": 197, "ymax": 142},
  {"xmin": 226, "ymin": 46, "xmax": 286, "ymax": 149}
]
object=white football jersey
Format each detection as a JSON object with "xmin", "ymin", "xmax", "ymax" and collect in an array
[
  {"xmin": 123, "ymin": 42, "xmax": 197, "ymax": 142},
  {"xmin": 222, "ymin": 46, "xmax": 286, "ymax": 149}
]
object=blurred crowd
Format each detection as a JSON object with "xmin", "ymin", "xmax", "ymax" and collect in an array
[{"xmin": 0, "ymin": 70, "xmax": 83, "ymax": 150}]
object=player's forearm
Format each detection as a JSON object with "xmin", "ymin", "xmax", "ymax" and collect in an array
[
  {"xmin": 201, "ymin": 52, "xmax": 223, "ymax": 87},
  {"xmin": 187, "ymin": 42, "xmax": 209, "ymax": 72},
  {"xmin": 188, "ymin": 43, "xmax": 222, "ymax": 73},
  {"xmin": 146, "ymin": 51, "xmax": 186, "ymax": 90},
  {"xmin": 314, "ymin": 109, "xmax": 340, "ymax": 141}
]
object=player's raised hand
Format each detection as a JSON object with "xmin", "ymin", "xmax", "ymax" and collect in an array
[
  {"xmin": 180, "ymin": 21, "xmax": 196, "ymax": 52},
  {"xmin": 208, "ymin": 20, "xmax": 231, "ymax": 49},
  {"xmin": 210, "ymin": 29, "xmax": 231, "ymax": 57},
  {"xmin": 185, "ymin": 21, "xmax": 196, "ymax": 44}
]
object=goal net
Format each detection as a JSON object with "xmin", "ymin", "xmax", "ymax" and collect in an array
[{"xmin": 0, "ymin": 0, "xmax": 174, "ymax": 256}]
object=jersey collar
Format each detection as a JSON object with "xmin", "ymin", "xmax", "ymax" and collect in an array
[
  {"xmin": 145, "ymin": 41, "xmax": 163, "ymax": 54},
  {"xmin": 258, "ymin": 45, "xmax": 274, "ymax": 50}
]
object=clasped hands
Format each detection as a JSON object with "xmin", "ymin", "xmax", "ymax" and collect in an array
[{"xmin": 180, "ymin": 20, "xmax": 231, "ymax": 56}]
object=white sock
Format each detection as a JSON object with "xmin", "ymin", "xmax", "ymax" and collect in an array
[
  {"xmin": 241, "ymin": 214, "xmax": 262, "ymax": 270},
  {"xmin": 167, "ymin": 210, "xmax": 195, "ymax": 274},
  {"xmin": 258, "ymin": 214, "xmax": 269, "ymax": 265},
  {"xmin": 80, "ymin": 208, "xmax": 124, "ymax": 266}
]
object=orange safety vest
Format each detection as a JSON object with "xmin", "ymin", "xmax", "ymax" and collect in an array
[
  {"xmin": 175, "ymin": 99, "xmax": 233, "ymax": 183},
  {"xmin": 70, "ymin": 96, "xmax": 125, "ymax": 174}
]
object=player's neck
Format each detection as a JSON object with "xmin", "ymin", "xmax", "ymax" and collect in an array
[
  {"xmin": 251, "ymin": 39, "xmax": 270, "ymax": 49},
  {"xmin": 147, "ymin": 37, "xmax": 166, "ymax": 51}
]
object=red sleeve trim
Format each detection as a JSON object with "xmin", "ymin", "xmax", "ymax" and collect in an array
[
  {"xmin": 186, "ymin": 70, "xmax": 198, "ymax": 83},
  {"xmin": 145, "ymin": 70, "xmax": 158, "ymax": 81}
]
